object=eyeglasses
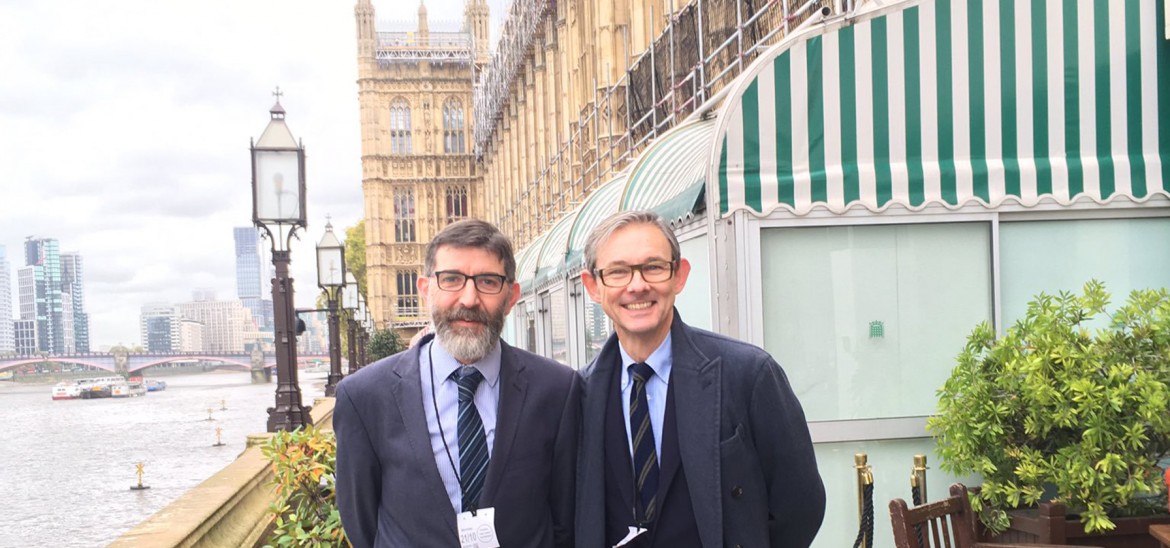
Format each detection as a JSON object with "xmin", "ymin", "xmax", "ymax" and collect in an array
[
  {"xmin": 432, "ymin": 270, "xmax": 510, "ymax": 294},
  {"xmin": 594, "ymin": 260, "xmax": 676, "ymax": 288}
]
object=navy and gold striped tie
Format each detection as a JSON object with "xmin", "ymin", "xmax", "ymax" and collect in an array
[
  {"xmin": 455, "ymin": 367, "xmax": 489, "ymax": 511},
  {"xmin": 629, "ymin": 362, "xmax": 659, "ymax": 525}
]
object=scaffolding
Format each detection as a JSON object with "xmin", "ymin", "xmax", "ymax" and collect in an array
[
  {"xmin": 476, "ymin": 0, "xmax": 839, "ymax": 247},
  {"xmin": 472, "ymin": 0, "xmax": 552, "ymax": 153},
  {"xmin": 376, "ymin": 31, "xmax": 474, "ymax": 64}
]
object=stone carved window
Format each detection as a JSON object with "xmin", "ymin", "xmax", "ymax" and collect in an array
[
  {"xmin": 390, "ymin": 98, "xmax": 412, "ymax": 155},
  {"xmin": 393, "ymin": 187, "xmax": 415, "ymax": 242},
  {"xmin": 396, "ymin": 270, "xmax": 420, "ymax": 317},
  {"xmin": 446, "ymin": 185, "xmax": 468, "ymax": 223},
  {"xmin": 442, "ymin": 98, "xmax": 465, "ymax": 154}
]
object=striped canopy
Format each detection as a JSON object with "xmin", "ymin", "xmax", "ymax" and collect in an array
[
  {"xmin": 623, "ymin": 119, "xmax": 717, "ymax": 224},
  {"xmin": 714, "ymin": 0, "xmax": 1170, "ymax": 216}
]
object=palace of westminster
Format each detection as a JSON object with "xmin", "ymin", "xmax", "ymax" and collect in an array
[{"xmin": 356, "ymin": 0, "xmax": 817, "ymax": 334}]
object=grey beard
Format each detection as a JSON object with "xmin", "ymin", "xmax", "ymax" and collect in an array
[{"xmin": 434, "ymin": 307, "xmax": 505, "ymax": 364}]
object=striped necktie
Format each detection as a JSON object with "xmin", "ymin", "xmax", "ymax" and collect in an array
[
  {"xmin": 629, "ymin": 362, "xmax": 659, "ymax": 525},
  {"xmin": 454, "ymin": 367, "xmax": 489, "ymax": 511}
]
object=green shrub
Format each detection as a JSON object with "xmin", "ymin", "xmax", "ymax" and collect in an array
[
  {"xmin": 261, "ymin": 426, "xmax": 348, "ymax": 547},
  {"xmin": 928, "ymin": 280, "xmax": 1170, "ymax": 534}
]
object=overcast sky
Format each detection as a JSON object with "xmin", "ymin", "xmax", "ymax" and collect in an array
[{"xmin": 0, "ymin": 0, "xmax": 511, "ymax": 349}]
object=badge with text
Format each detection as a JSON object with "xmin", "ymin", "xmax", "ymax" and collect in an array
[
  {"xmin": 613, "ymin": 526, "xmax": 648, "ymax": 547},
  {"xmin": 457, "ymin": 507, "xmax": 500, "ymax": 548}
]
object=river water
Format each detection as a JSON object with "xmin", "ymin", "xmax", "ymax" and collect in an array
[{"xmin": 0, "ymin": 370, "xmax": 328, "ymax": 548}]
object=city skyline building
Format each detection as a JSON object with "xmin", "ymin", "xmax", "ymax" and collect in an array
[
  {"xmin": 139, "ymin": 302, "xmax": 181, "ymax": 352},
  {"xmin": 22, "ymin": 237, "xmax": 63, "ymax": 353},
  {"xmin": 17, "ymin": 237, "xmax": 90, "ymax": 354},
  {"xmin": 233, "ymin": 227, "xmax": 273, "ymax": 332},
  {"xmin": 0, "ymin": 246, "xmax": 13, "ymax": 354},
  {"xmin": 13, "ymin": 319, "xmax": 36, "ymax": 356},
  {"xmin": 177, "ymin": 293, "xmax": 254, "ymax": 353},
  {"xmin": 60, "ymin": 252, "xmax": 90, "ymax": 352}
]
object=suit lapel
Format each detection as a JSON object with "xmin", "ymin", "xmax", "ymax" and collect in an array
[
  {"xmin": 479, "ymin": 342, "xmax": 528, "ymax": 506},
  {"xmin": 668, "ymin": 313, "xmax": 723, "ymax": 548},
  {"xmin": 390, "ymin": 336, "xmax": 458, "ymax": 535}
]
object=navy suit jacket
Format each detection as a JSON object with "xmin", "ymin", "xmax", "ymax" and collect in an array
[
  {"xmin": 576, "ymin": 310, "xmax": 826, "ymax": 547},
  {"xmin": 335, "ymin": 334, "xmax": 580, "ymax": 548}
]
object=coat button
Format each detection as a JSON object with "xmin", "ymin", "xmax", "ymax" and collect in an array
[{"xmin": 731, "ymin": 486, "xmax": 744, "ymax": 498}]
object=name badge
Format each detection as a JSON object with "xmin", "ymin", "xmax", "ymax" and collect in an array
[
  {"xmin": 613, "ymin": 526, "xmax": 648, "ymax": 547},
  {"xmin": 457, "ymin": 507, "xmax": 500, "ymax": 548}
]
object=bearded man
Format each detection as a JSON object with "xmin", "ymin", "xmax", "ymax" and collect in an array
[{"xmin": 335, "ymin": 219, "xmax": 581, "ymax": 548}]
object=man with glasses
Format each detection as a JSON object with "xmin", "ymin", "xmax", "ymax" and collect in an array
[
  {"xmin": 335, "ymin": 219, "xmax": 580, "ymax": 548},
  {"xmin": 576, "ymin": 211, "xmax": 825, "ymax": 548}
]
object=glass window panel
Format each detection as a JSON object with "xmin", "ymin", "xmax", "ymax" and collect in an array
[
  {"xmin": 583, "ymin": 298, "xmax": 609, "ymax": 364},
  {"xmin": 761, "ymin": 223, "xmax": 992, "ymax": 421},
  {"xmin": 1000, "ymin": 218, "xmax": 1170, "ymax": 326},
  {"xmin": 549, "ymin": 287, "xmax": 568, "ymax": 365},
  {"xmin": 676, "ymin": 236, "xmax": 710, "ymax": 330}
]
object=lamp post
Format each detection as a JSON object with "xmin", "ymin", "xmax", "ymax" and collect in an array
[
  {"xmin": 343, "ymin": 272, "xmax": 360, "ymax": 374},
  {"xmin": 251, "ymin": 88, "xmax": 312, "ymax": 432},
  {"xmin": 357, "ymin": 295, "xmax": 369, "ymax": 369},
  {"xmin": 316, "ymin": 219, "xmax": 345, "ymax": 397}
]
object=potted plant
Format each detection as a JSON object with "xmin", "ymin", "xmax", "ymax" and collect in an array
[
  {"xmin": 261, "ymin": 425, "xmax": 348, "ymax": 547},
  {"xmin": 928, "ymin": 280, "xmax": 1170, "ymax": 540}
]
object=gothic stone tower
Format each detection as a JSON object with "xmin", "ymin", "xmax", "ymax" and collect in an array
[{"xmin": 356, "ymin": 0, "xmax": 487, "ymax": 336}]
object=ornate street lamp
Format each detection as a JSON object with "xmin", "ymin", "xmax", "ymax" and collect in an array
[
  {"xmin": 316, "ymin": 219, "xmax": 346, "ymax": 397},
  {"xmin": 251, "ymin": 88, "xmax": 312, "ymax": 432},
  {"xmin": 357, "ymin": 295, "xmax": 369, "ymax": 369},
  {"xmin": 343, "ymin": 272, "xmax": 360, "ymax": 374}
]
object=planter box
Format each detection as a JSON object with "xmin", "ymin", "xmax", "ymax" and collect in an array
[{"xmin": 979, "ymin": 502, "xmax": 1170, "ymax": 548}]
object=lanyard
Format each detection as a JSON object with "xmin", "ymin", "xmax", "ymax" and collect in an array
[{"xmin": 428, "ymin": 341, "xmax": 464, "ymax": 490}]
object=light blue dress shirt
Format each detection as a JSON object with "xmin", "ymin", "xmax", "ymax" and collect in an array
[
  {"xmin": 619, "ymin": 333, "xmax": 672, "ymax": 465},
  {"xmin": 420, "ymin": 339, "xmax": 501, "ymax": 513}
]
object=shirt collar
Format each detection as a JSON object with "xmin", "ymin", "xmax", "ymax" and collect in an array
[
  {"xmin": 619, "ymin": 332, "xmax": 672, "ymax": 390},
  {"xmin": 428, "ymin": 337, "xmax": 502, "ymax": 388}
]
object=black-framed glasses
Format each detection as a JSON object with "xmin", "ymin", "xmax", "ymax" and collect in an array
[
  {"xmin": 594, "ymin": 260, "xmax": 676, "ymax": 288},
  {"xmin": 433, "ymin": 270, "xmax": 510, "ymax": 294}
]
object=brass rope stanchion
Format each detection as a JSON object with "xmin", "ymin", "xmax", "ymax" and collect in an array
[
  {"xmin": 911, "ymin": 454, "xmax": 929, "ymax": 547},
  {"xmin": 853, "ymin": 453, "xmax": 875, "ymax": 548}
]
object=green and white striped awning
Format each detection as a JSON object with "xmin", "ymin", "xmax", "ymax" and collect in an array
[
  {"xmin": 515, "ymin": 231, "xmax": 548, "ymax": 290},
  {"xmin": 533, "ymin": 209, "xmax": 580, "ymax": 287},
  {"xmin": 623, "ymin": 119, "xmax": 716, "ymax": 224},
  {"xmin": 564, "ymin": 174, "xmax": 628, "ymax": 269},
  {"xmin": 715, "ymin": 0, "xmax": 1170, "ymax": 216}
]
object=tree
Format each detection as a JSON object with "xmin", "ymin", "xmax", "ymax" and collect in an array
[
  {"xmin": 344, "ymin": 219, "xmax": 366, "ymax": 298},
  {"xmin": 367, "ymin": 328, "xmax": 405, "ymax": 362}
]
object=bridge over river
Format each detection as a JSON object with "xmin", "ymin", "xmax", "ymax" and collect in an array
[{"xmin": 0, "ymin": 351, "xmax": 330, "ymax": 375}]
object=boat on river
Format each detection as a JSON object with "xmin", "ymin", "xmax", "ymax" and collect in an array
[
  {"xmin": 67, "ymin": 376, "xmax": 125, "ymax": 400},
  {"xmin": 111, "ymin": 378, "xmax": 147, "ymax": 398},
  {"xmin": 51, "ymin": 381, "xmax": 81, "ymax": 400},
  {"xmin": 145, "ymin": 379, "xmax": 167, "ymax": 392}
]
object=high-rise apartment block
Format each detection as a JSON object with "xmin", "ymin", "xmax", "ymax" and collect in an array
[
  {"xmin": 140, "ymin": 302, "xmax": 181, "ymax": 352},
  {"xmin": 233, "ymin": 227, "xmax": 273, "ymax": 332},
  {"xmin": 60, "ymin": 252, "xmax": 89, "ymax": 352},
  {"xmin": 16, "ymin": 237, "xmax": 89, "ymax": 354},
  {"xmin": 0, "ymin": 246, "xmax": 13, "ymax": 354},
  {"xmin": 177, "ymin": 291, "xmax": 254, "ymax": 353},
  {"xmin": 13, "ymin": 319, "xmax": 37, "ymax": 356}
]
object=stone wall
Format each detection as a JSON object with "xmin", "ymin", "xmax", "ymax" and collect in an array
[{"xmin": 109, "ymin": 398, "xmax": 335, "ymax": 548}]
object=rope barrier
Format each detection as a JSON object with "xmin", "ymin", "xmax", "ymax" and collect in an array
[
  {"xmin": 852, "ymin": 482, "xmax": 874, "ymax": 548},
  {"xmin": 853, "ymin": 453, "xmax": 874, "ymax": 548}
]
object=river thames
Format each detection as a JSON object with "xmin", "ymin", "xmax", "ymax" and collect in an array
[{"xmin": 0, "ymin": 370, "xmax": 328, "ymax": 548}]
